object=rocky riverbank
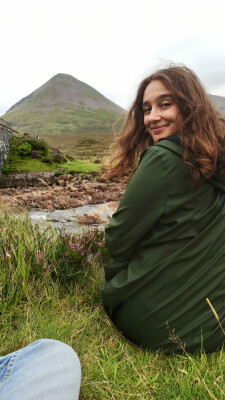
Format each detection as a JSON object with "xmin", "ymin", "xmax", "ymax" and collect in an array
[{"xmin": 0, "ymin": 172, "xmax": 128, "ymax": 224}]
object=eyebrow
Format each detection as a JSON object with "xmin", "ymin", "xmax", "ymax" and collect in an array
[{"xmin": 142, "ymin": 94, "xmax": 173, "ymax": 107}]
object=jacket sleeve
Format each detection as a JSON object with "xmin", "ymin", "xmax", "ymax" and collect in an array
[{"xmin": 105, "ymin": 147, "xmax": 167, "ymax": 271}]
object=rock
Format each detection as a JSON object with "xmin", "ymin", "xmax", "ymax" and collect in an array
[
  {"xmin": 86, "ymin": 188, "xmax": 95, "ymax": 195},
  {"xmin": 96, "ymin": 183, "xmax": 107, "ymax": 190},
  {"xmin": 0, "ymin": 171, "xmax": 55, "ymax": 188},
  {"xmin": 57, "ymin": 174, "xmax": 70, "ymax": 181},
  {"xmin": 0, "ymin": 123, "xmax": 13, "ymax": 171},
  {"xmin": 45, "ymin": 192, "xmax": 54, "ymax": 200},
  {"xmin": 94, "ymin": 193, "xmax": 106, "ymax": 203},
  {"xmin": 38, "ymin": 178, "xmax": 48, "ymax": 186},
  {"xmin": 69, "ymin": 186, "xmax": 78, "ymax": 192},
  {"xmin": 46, "ymin": 200, "xmax": 54, "ymax": 210},
  {"xmin": 69, "ymin": 192, "xmax": 78, "ymax": 198},
  {"xmin": 78, "ymin": 215, "xmax": 96, "ymax": 224},
  {"xmin": 0, "ymin": 173, "xmax": 127, "ymax": 213},
  {"xmin": 108, "ymin": 201, "xmax": 119, "ymax": 211},
  {"xmin": 78, "ymin": 213, "xmax": 103, "ymax": 224},
  {"xmin": 53, "ymin": 186, "xmax": 62, "ymax": 192},
  {"xmin": 57, "ymin": 198, "xmax": 70, "ymax": 209},
  {"xmin": 58, "ymin": 180, "xmax": 65, "ymax": 187},
  {"xmin": 68, "ymin": 198, "xmax": 85, "ymax": 207}
]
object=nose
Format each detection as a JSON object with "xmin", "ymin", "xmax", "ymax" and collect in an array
[{"xmin": 147, "ymin": 107, "xmax": 161, "ymax": 123}]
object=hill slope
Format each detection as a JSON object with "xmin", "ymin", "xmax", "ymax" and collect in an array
[
  {"xmin": 2, "ymin": 74, "xmax": 125, "ymax": 135},
  {"xmin": 209, "ymin": 94, "xmax": 225, "ymax": 116}
]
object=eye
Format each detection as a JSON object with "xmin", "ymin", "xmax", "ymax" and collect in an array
[
  {"xmin": 161, "ymin": 103, "xmax": 171, "ymax": 108},
  {"xmin": 143, "ymin": 106, "xmax": 151, "ymax": 114}
]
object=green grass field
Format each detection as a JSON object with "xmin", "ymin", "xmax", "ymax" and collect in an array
[
  {"xmin": 42, "ymin": 131, "xmax": 115, "ymax": 164},
  {"xmin": 3, "ymin": 156, "xmax": 101, "ymax": 174},
  {"xmin": 2, "ymin": 132, "xmax": 106, "ymax": 175},
  {"xmin": 0, "ymin": 209, "xmax": 225, "ymax": 399}
]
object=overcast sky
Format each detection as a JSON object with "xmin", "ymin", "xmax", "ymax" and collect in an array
[{"xmin": 1, "ymin": 0, "xmax": 225, "ymax": 115}]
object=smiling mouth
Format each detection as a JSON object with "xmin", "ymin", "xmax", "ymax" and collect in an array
[{"xmin": 151, "ymin": 125, "xmax": 168, "ymax": 133}]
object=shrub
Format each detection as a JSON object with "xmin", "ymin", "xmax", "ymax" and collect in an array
[
  {"xmin": 41, "ymin": 156, "xmax": 53, "ymax": 164},
  {"xmin": 30, "ymin": 150, "xmax": 42, "ymax": 159},
  {"xmin": 18, "ymin": 142, "xmax": 32, "ymax": 155},
  {"xmin": 52, "ymin": 149, "xmax": 66, "ymax": 163},
  {"xmin": 25, "ymin": 138, "xmax": 48, "ymax": 151}
]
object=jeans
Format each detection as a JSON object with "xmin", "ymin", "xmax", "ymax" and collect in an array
[{"xmin": 0, "ymin": 339, "xmax": 81, "ymax": 400}]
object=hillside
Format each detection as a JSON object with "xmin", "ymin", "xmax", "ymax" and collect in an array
[
  {"xmin": 1, "ymin": 132, "xmax": 102, "ymax": 176},
  {"xmin": 209, "ymin": 94, "xmax": 225, "ymax": 116},
  {"xmin": 1, "ymin": 74, "xmax": 125, "ymax": 135},
  {"xmin": 2, "ymin": 75, "xmax": 225, "ymax": 137}
]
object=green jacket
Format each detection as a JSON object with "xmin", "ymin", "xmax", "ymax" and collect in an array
[{"xmin": 102, "ymin": 139, "xmax": 225, "ymax": 353}]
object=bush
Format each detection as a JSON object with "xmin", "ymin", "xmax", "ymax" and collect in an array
[
  {"xmin": 51, "ymin": 148, "xmax": 66, "ymax": 163},
  {"xmin": 30, "ymin": 150, "xmax": 42, "ymax": 159},
  {"xmin": 41, "ymin": 156, "xmax": 53, "ymax": 164},
  {"xmin": 18, "ymin": 142, "xmax": 32, "ymax": 155},
  {"xmin": 25, "ymin": 138, "xmax": 48, "ymax": 152}
]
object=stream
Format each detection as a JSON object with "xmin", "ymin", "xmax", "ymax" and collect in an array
[{"xmin": 28, "ymin": 202, "xmax": 117, "ymax": 234}]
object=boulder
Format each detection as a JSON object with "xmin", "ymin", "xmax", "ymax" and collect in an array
[{"xmin": 78, "ymin": 213, "xmax": 103, "ymax": 224}]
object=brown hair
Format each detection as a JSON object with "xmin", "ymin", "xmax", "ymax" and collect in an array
[{"xmin": 107, "ymin": 65, "xmax": 225, "ymax": 187}]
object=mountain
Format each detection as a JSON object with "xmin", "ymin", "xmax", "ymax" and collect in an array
[
  {"xmin": 209, "ymin": 94, "xmax": 225, "ymax": 117},
  {"xmin": 2, "ymin": 73, "xmax": 125, "ymax": 135},
  {"xmin": 2, "ymin": 74, "xmax": 225, "ymax": 136}
]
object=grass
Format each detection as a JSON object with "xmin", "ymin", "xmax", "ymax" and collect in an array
[
  {"xmin": 2, "ymin": 107, "xmax": 124, "ymax": 135},
  {"xmin": 2, "ymin": 132, "xmax": 102, "ymax": 174},
  {"xmin": 0, "ymin": 209, "xmax": 225, "ymax": 399},
  {"xmin": 42, "ymin": 132, "xmax": 114, "ymax": 164},
  {"xmin": 58, "ymin": 159, "xmax": 100, "ymax": 174},
  {"xmin": 3, "ymin": 156, "xmax": 101, "ymax": 174}
]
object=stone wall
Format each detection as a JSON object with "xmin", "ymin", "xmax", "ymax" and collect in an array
[
  {"xmin": 0, "ymin": 119, "xmax": 14, "ymax": 172},
  {"xmin": 0, "ymin": 171, "xmax": 56, "ymax": 188}
]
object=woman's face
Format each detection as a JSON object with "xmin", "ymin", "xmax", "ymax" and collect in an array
[{"xmin": 142, "ymin": 80, "xmax": 181, "ymax": 143}]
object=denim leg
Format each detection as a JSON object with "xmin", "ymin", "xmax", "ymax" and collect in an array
[{"xmin": 0, "ymin": 339, "xmax": 81, "ymax": 400}]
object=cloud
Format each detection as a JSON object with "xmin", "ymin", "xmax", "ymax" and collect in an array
[{"xmin": 0, "ymin": 0, "xmax": 225, "ymax": 114}]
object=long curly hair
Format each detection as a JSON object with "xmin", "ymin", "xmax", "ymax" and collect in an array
[{"xmin": 107, "ymin": 65, "xmax": 225, "ymax": 187}]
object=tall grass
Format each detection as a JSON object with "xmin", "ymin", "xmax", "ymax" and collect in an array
[
  {"xmin": 0, "ymin": 210, "xmax": 225, "ymax": 399},
  {"xmin": 0, "ymin": 211, "xmax": 107, "ymax": 312}
]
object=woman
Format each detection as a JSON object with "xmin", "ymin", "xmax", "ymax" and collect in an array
[{"xmin": 101, "ymin": 65, "xmax": 225, "ymax": 353}]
